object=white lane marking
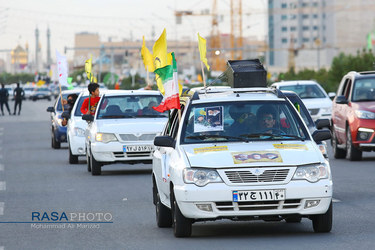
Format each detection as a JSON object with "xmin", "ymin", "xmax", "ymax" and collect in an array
[
  {"xmin": 0, "ymin": 182, "xmax": 5, "ymax": 191},
  {"xmin": 122, "ymin": 198, "xmax": 128, "ymax": 201},
  {"xmin": 0, "ymin": 164, "xmax": 3, "ymax": 171},
  {"xmin": 0, "ymin": 202, "xmax": 4, "ymax": 215},
  {"xmin": 332, "ymin": 198, "xmax": 341, "ymax": 203}
]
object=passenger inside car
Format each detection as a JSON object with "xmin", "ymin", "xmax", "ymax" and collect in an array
[
  {"xmin": 256, "ymin": 105, "xmax": 283, "ymax": 134},
  {"xmin": 227, "ymin": 105, "xmax": 256, "ymax": 136}
]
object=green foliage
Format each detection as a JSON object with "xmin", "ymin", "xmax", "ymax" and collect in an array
[
  {"xmin": 277, "ymin": 50, "xmax": 375, "ymax": 93},
  {"xmin": 0, "ymin": 72, "xmax": 34, "ymax": 84}
]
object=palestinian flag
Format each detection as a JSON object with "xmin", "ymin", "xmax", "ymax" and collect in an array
[{"xmin": 153, "ymin": 52, "xmax": 180, "ymax": 112}]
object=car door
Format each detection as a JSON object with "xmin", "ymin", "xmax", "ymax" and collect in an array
[
  {"xmin": 154, "ymin": 108, "xmax": 182, "ymax": 205},
  {"xmin": 334, "ymin": 77, "xmax": 352, "ymax": 143}
]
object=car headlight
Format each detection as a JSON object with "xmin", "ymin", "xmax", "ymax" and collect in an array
[
  {"xmin": 355, "ymin": 110, "xmax": 375, "ymax": 119},
  {"xmin": 74, "ymin": 127, "xmax": 85, "ymax": 137},
  {"xmin": 57, "ymin": 118, "xmax": 63, "ymax": 126},
  {"xmin": 183, "ymin": 168, "xmax": 223, "ymax": 187},
  {"xmin": 321, "ymin": 107, "xmax": 331, "ymax": 114},
  {"xmin": 95, "ymin": 133, "xmax": 118, "ymax": 143},
  {"xmin": 292, "ymin": 163, "xmax": 329, "ymax": 183}
]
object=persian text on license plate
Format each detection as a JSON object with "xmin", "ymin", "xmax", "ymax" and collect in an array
[
  {"xmin": 123, "ymin": 145, "xmax": 153, "ymax": 152},
  {"xmin": 233, "ymin": 189, "xmax": 285, "ymax": 202}
]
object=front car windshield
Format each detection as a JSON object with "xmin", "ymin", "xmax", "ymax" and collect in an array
[
  {"xmin": 97, "ymin": 94, "xmax": 168, "ymax": 119},
  {"xmin": 279, "ymin": 84, "xmax": 326, "ymax": 99},
  {"xmin": 181, "ymin": 101, "xmax": 309, "ymax": 144},
  {"xmin": 352, "ymin": 78, "xmax": 375, "ymax": 102}
]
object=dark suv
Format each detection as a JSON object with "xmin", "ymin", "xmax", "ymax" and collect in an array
[{"xmin": 331, "ymin": 71, "xmax": 375, "ymax": 161}]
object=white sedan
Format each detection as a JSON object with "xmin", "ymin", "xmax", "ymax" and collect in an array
[
  {"xmin": 83, "ymin": 90, "xmax": 168, "ymax": 175},
  {"xmin": 270, "ymin": 80, "xmax": 332, "ymax": 121}
]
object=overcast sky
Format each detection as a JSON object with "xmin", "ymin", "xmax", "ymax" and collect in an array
[{"xmin": 0, "ymin": 0, "xmax": 267, "ymax": 61}]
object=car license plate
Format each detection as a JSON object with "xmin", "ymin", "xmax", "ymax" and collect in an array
[
  {"xmin": 123, "ymin": 145, "xmax": 153, "ymax": 152},
  {"xmin": 233, "ymin": 189, "xmax": 285, "ymax": 202}
]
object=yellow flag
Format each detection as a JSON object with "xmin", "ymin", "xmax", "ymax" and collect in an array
[
  {"xmin": 91, "ymin": 76, "xmax": 98, "ymax": 83},
  {"xmin": 141, "ymin": 36, "xmax": 155, "ymax": 72},
  {"xmin": 153, "ymin": 29, "xmax": 168, "ymax": 94},
  {"xmin": 37, "ymin": 80, "xmax": 46, "ymax": 87},
  {"xmin": 85, "ymin": 56, "xmax": 93, "ymax": 81},
  {"xmin": 167, "ymin": 52, "xmax": 173, "ymax": 65},
  {"xmin": 198, "ymin": 33, "xmax": 210, "ymax": 70}
]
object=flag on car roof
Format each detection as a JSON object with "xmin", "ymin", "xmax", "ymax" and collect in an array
[
  {"xmin": 153, "ymin": 29, "xmax": 168, "ymax": 95},
  {"xmin": 153, "ymin": 52, "xmax": 180, "ymax": 112},
  {"xmin": 141, "ymin": 36, "xmax": 155, "ymax": 72},
  {"xmin": 198, "ymin": 33, "xmax": 210, "ymax": 70}
]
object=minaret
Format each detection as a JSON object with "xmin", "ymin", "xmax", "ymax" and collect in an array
[
  {"xmin": 35, "ymin": 27, "xmax": 39, "ymax": 72},
  {"xmin": 47, "ymin": 26, "xmax": 51, "ymax": 67}
]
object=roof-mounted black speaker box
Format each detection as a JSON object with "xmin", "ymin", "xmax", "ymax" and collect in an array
[{"xmin": 225, "ymin": 59, "xmax": 267, "ymax": 88}]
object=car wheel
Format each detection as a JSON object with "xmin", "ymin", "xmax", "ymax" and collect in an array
[
  {"xmin": 312, "ymin": 201, "xmax": 332, "ymax": 233},
  {"xmin": 155, "ymin": 189, "xmax": 172, "ymax": 228},
  {"xmin": 171, "ymin": 190, "xmax": 192, "ymax": 237},
  {"xmin": 285, "ymin": 216, "xmax": 302, "ymax": 223},
  {"xmin": 47, "ymin": 97, "xmax": 51, "ymax": 101},
  {"xmin": 331, "ymin": 127, "xmax": 346, "ymax": 159},
  {"xmin": 86, "ymin": 148, "xmax": 91, "ymax": 172},
  {"xmin": 52, "ymin": 131, "xmax": 61, "ymax": 149},
  {"xmin": 90, "ymin": 150, "xmax": 102, "ymax": 175},
  {"xmin": 346, "ymin": 128, "xmax": 362, "ymax": 161},
  {"xmin": 69, "ymin": 145, "xmax": 78, "ymax": 164}
]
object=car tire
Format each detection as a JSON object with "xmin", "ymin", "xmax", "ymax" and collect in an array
[
  {"xmin": 331, "ymin": 127, "xmax": 346, "ymax": 159},
  {"xmin": 69, "ymin": 145, "xmax": 78, "ymax": 164},
  {"xmin": 90, "ymin": 151, "xmax": 102, "ymax": 175},
  {"xmin": 285, "ymin": 216, "xmax": 302, "ymax": 223},
  {"xmin": 47, "ymin": 97, "xmax": 51, "ymax": 101},
  {"xmin": 346, "ymin": 128, "xmax": 362, "ymax": 161},
  {"xmin": 312, "ymin": 201, "xmax": 332, "ymax": 233},
  {"xmin": 86, "ymin": 149, "xmax": 91, "ymax": 172},
  {"xmin": 171, "ymin": 190, "xmax": 192, "ymax": 237},
  {"xmin": 156, "ymin": 191, "xmax": 172, "ymax": 228},
  {"xmin": 52, "ymin": 131, "xmax": 61, "ymax": 149}
]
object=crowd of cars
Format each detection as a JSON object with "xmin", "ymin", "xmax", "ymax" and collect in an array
[{"xmin": 44, "ymin": 68, "xmax": 375, "ymax": 238}]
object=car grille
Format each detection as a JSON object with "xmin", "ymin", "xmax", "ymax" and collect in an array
[
  {"xmin": 225, "ymin": 169, "xmax": 289, "ymax": 184},
  {"xmin": 215, "ymin": 199, "xmax": 301, "ymax": 211},
  {"xmin": 308, "ymin": 108, "xmax": 320, "ymax": 115},
  {"xmin": 113, "ymin": 151, "xmax": 152, "ymax": 158},
  {"xmin": 119, "ymin": 133, "xmax": 156, "ymax": 141}
]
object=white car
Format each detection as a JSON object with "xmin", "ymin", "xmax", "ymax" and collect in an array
[
  {"xmin": 83, "ymin": 90, "xmax": 168, "ymax": 175},
  {"xmin": 270, "ymin": 80, "xmax": 332, "ymax": 121},
  {"xmin": 67, "ymin": 91, "xmax": 89, "ymax": 164},
  {"xmin": 152, "ymin": 87, "xmax": 333, "ymax": 237}
]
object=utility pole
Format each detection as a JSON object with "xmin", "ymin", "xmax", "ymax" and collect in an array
[
  {"xmin": 35, "ymin": 27, "xmax": 39, "ymax": 72},
  {"xmin": 47, "ymin": 26, "xmax": 52, "ymax": 67}
]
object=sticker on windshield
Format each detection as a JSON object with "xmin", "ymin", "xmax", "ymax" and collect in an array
[
  {"xmin": 194, "ymin": 146, "xmax": 228, "ymax": 154},
  {"xmin": 273, "ymin": 144, "xmax": 308, "ymax": 150},
  {"xmin": 232, "ymin": 151, "xmax": 283, "ymax": 164},
  {"xmin": 193, "ymin": 106, "xmax": 224, "ymax": 132}
]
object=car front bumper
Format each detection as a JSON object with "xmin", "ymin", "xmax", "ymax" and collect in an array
[
  {"xmin": 91, "ymin": 141, "xmax": 154, "ymax": 163},
  {"xmin": 173, "ymin": 179, "xmax": 332, "ymax": 219}
]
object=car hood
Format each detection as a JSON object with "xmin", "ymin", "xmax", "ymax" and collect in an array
[
  {"xmin": 181, "ymin": 141, "xmax": 322, "ymax": 168},
  {"xmin": 95, "ymin": 118, "xmax": 167, "ymax": 134},
  {"xmin": 301, "ymin": 97, "xmax": 332, "ymax": 109},
  {"xmin": 351, "ymin": 101, "xmax": 375, "ymax": 112}
]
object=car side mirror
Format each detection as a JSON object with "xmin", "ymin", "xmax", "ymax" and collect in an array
[
  {"xmin": 328, "ymin": 92, "xmax": 336, "ymax": 100},
  {"xmin": 61, "ymin": 111, "xmax": 70, "ymax": 119},
  {"xmin": 312, "ymin": 129, "xmax": 331, "ymax": 142},
  {"xmin": 154, "ymin": 136, "xmax": 175, "ymax": 148},
  {"xmin": 82, "ymin": 114, "xmax": 94, "ymax": 122},
  {"xmin": 46, "ymin": 106, "xmax": 55, "ymax": 112},
  {"xmin": 315, "ymin": 119, "xmax": 330, "ymax": 129},
  {"xmin": 335, "ymin": 95, "xmax": 348, "ymax": 104}
]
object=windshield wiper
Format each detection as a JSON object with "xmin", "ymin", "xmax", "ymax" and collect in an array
[
  {"xmin": 138, "ymin": 114, "xmax": 167, "ymax": 118},
  {"xmin": 240, "ymin": 133, "xmax": 274, "ymax": 139},
  {"xmin": 100, "ymin": 115, "xmax": 133, "ymax": 119},
  {"xmin": 186, "ymin": 134, "xmax": 249, "ymax": 142},
  {"xmin": 354, "ymin": 99, "xmax": 375, "ymax": 102},
  {"xmin": 273, "ymin": 134, "xmax": 305, "ymax": 141}
]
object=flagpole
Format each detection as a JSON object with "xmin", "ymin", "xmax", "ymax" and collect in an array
[
  {"xmin": 201, "ymin": 61, "xmax": 206, "ymax": 88},
  {"xmin": 146, "ymin": 66, "xmax": 150, "ymax": 87},
  {"xmin": 58, "ymin": 82, "xmax": 64, "ymax": 112}
]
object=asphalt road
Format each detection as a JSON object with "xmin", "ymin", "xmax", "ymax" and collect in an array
[{"xmin": 0, "ymin": 99, "xmax": 375, "ymax": 250}]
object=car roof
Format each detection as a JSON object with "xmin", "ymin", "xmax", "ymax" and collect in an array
[
  {"xmin": 181, "ymin": 87, "xmax": 286, "ymax": 104},
  {"xmin": 102, "ymin": 90, "xmax": 162, "ymax": 97},
  {"xmin": 271, "ymin": 80, "xmax": 319, "ymax": 86},
  {"xmin": 60, "ymin": 89, "xmax": 85, "ymax": 95}
]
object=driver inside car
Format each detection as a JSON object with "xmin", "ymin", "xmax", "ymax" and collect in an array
[{"xmin": 256, "ymin": 105, "xmax": 281, "ymax": 134}]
